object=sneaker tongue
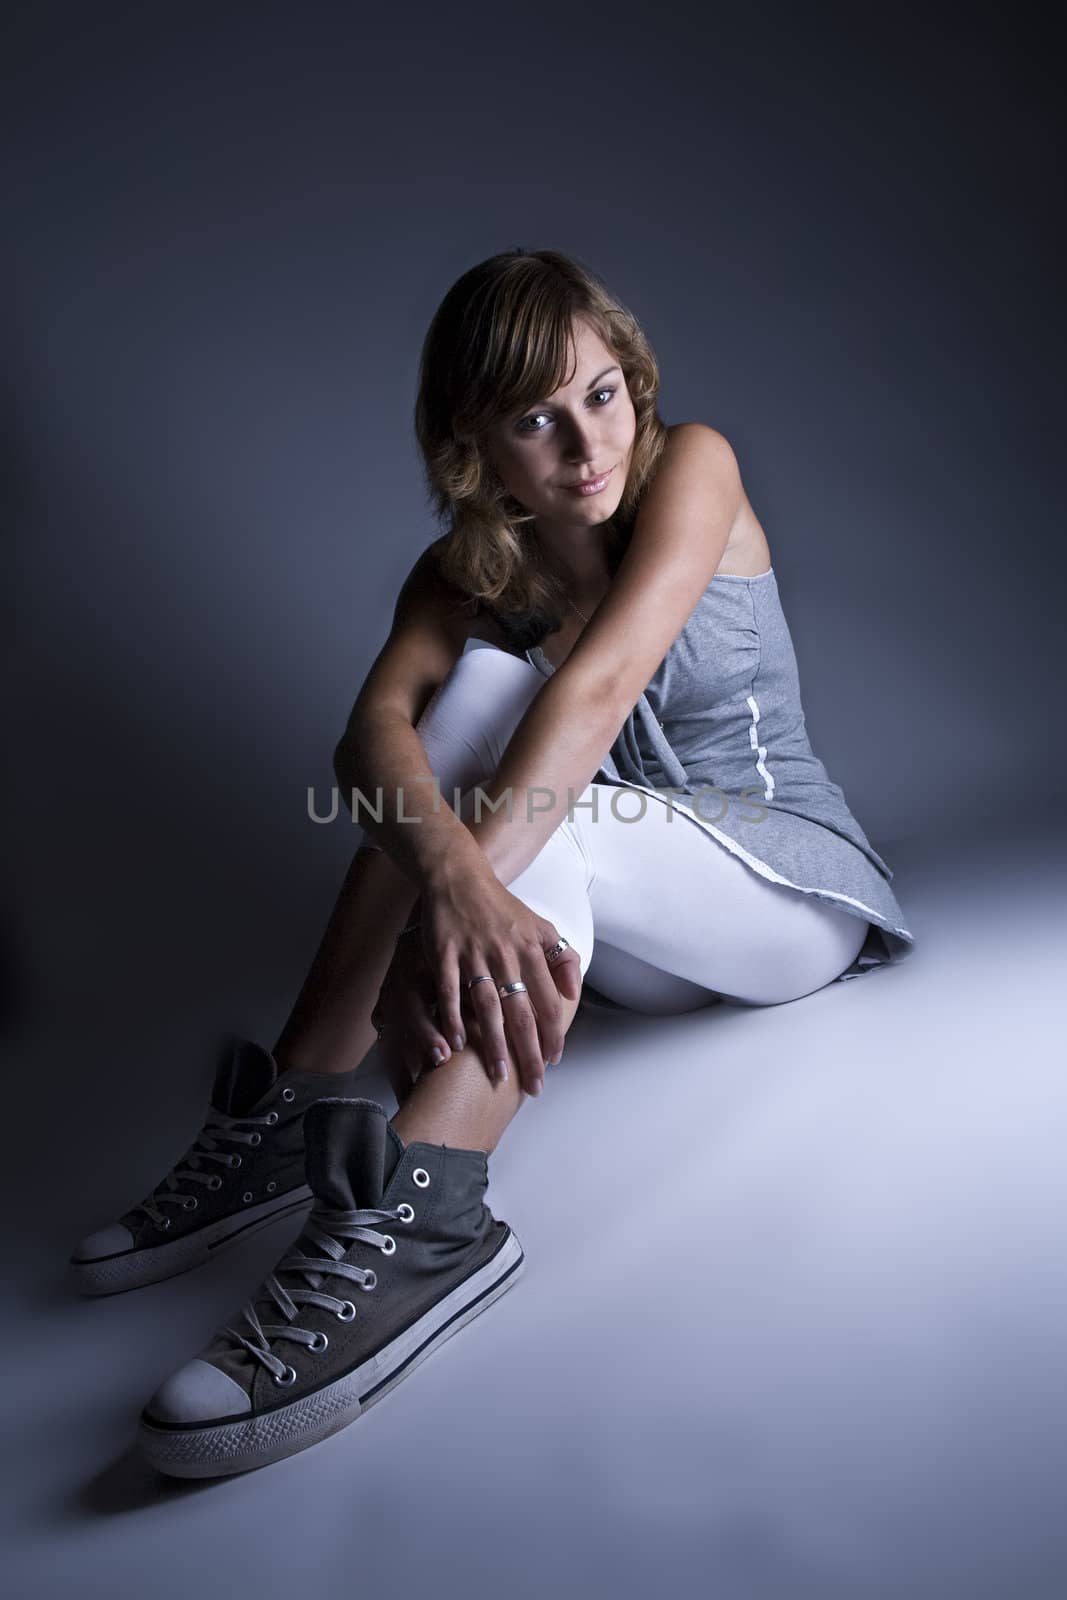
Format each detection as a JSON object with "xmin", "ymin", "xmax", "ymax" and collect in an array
[
  {"xmin": 221, "ymin": 1099, "xmax": 408, "ymax": 1373},
  {"xmin": 302, "ymin": 1098, "xmax": 406, "ymax": 1212},
  {"xmin": 211, "ymin": 1039, "xmax": 278, "ymax": 1117}
]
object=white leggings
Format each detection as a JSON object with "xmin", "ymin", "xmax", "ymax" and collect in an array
[{"xmin": 362, "ymin": 642, "xmax": 869, "ymax": 1013}]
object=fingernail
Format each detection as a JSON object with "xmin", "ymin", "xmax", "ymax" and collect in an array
[
  {"xmin": 453, "ymin": 1034, "xmax": 465, "ymax": 1051},
  {"xmin": 431, "ymin": 1047, "xmax": 445, "ymax": 1066},
  {"xmin": 530, "ymin": 1078, "xmax": 543, "ymax": 1097},
  {"xmin": 496, "ymin": 1059, "xmax": 509, "ymax": 1082}
]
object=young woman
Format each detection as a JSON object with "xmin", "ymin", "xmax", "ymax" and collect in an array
[{"xmin": 71, "ymin": 249, "xmax": 915, "ymax": 1477}]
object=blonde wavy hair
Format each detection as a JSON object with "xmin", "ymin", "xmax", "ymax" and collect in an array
[{"xmin": 413, "ymin": 247, "xmax": 670, "ymax": 649}]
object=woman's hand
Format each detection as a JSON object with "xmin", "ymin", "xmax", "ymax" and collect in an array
[
  {"xmin": 371, "ymin": 869, "xmax": 582, "ymax": 1098},
  {"xmin": 370, "ymin": 928, "xmax": 445, "ymax": 1111}
]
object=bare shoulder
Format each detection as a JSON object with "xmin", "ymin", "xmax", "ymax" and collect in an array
[
  {"xmin": 662, "ymin": 422, "xmax": 772, "ymax": 577},
  {"xmin": 660, "ymin": 420, "xmax": 738, "ymax": 466},
  {"xmin": 640, "ymin": 421, "xmax": 742, "ymax": 530},
  {"xmin": 561, "ymin": 419, "xmax": 756, "ymax": 714},
  {"xmin": 652, "ymin": 422, "xmax": 741, "ymax": 511},
  {"xmin": 668, "ymin": 419, "xmax": 735, "ymax": 457}
]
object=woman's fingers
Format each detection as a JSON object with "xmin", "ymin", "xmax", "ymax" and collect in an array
[
  {"xmin": 377, "ymin": 917, "xmax": 581, "ymax": 1098},
  {"xmin": 548, "ymin": 945, "xmax": 583, "ymax": 1003},
  {"xmin": 498, "ymin": 988, "xmax": 543, "ymax": 1097},
  {"xmin": 469, "ymin": 943, "xmax": 546, "ymax": 1098},
  {"xmin": 464, "ymin": 965, "xmax": 520, "ymax": 1090},
  {"xmin": 375, "ymin": 959, "xmax": 456, "ymax": 1079},
  {"xmin": 516, "ymin": 939, "xmax": 567, "ymax": 1074},
  {"xmin": 432, "ymin": 940, "xmax": 468, "ymax": 1057},
  {"xmin": 454, "ymin": 930, "xmax": 581, "ymax": 1098},
  {"xmin": 405, "ymin": 987, "xmax": 455, "ymax": 1074},
  {"xmin": 418, "ymin": 1006, "xmax": 455, "ymax": 1071},
  {"xmin": 458, "ymin": 1007, "xmax": 496, "ymax": 1082}
]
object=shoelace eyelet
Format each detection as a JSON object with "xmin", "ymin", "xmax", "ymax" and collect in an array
[
  {"xmin": 308, "ymin": 1331, "xmax": 328, "ymax": 1353},
  {"xmin": 242, "ymin": 1191, "xmax": 254, "ymax": 1203},
  {"xmin": 155, "ymin": 1217, "xmax": 172, "ymax": 1231},
  {"xmin": 397, "ymin": 1203, "xmax": 414, "ymax": 1223},
  {"xmin": 183, "ymin": 1198, "xmax": 198, "ymax": 1211},
  {"xmin": 208, "ymin": 1176, "xmax": 223, "ymax": 1191},
  {"xmin": 335, "ymin": 1300, "xmax": 357, "ymax": 1321},
  {"xmin": 281, "ymin": 1088, "xmax": 296, "ymax": 1103},
  {"xmin": 248, "ymin": 1132, "xmax": 262, "ymax": 1147},
  {"xmin": 379, "ymin": 1235, "xmax": 396, "ymax": 1255},
  {"xmin": 266, "ymin": 1111, "xmax": 279, "ymax": 1124},
  {"xmin": 266, "ymin": 1180, "xmax": 277, "ymax": 1193},
  {"xmin": 412, "ymin": 1168, "xmax": 430, "ymax": 1188},
  {"xmin": 272, "ymin": 1364, "xmax": 297, "ymax": 1386},
  {"xmin": 361, "ymin": 1270, "xmax": 377, "ymax": 1292},
  {"xmin": 229, "ymin": 1155, "xmax": 242, "ymax": 1169}
]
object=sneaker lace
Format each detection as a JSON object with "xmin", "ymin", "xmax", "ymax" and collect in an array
[
  {"xmin": 131, "ymin": 1107, "xmax": 279, "ymax": 1228},
  {"xmin": 221, "ymin": 1203, "xmax": 403, "ymax": 1383}
]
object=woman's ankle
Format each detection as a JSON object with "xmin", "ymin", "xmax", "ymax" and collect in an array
[{"xmin": 271, "ymin": 1037, "xmax": 372, "ymax": 1077}]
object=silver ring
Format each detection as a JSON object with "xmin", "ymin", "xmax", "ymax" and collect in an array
[
  {"xmin": 545, "ymin": 937, "xmax": 570, "ymax": 962},
  {"xmin": 466, "ymin": 974, "xmax": 494, "ymax": 991},
  {"xmin": 498, "ymin": 981, "xmax": 529, "ymax": 999}
]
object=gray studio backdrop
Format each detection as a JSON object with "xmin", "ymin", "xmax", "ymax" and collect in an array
[
  {"xmin": 8, "ymin": 12, "xmax": 1060, "ymax": 1103},
  {"xmin": 5, "ymin": 6, "xmax": 1064, "ymax": 1600}
]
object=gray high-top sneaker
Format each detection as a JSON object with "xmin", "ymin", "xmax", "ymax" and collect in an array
[
  {"xmin": 137, "ymin": 1096, "xmax": 524, "ymax": 1478},
  {"xmin": 69, "ymin": 1039, "xmax": 369, "ymax": 1297}
]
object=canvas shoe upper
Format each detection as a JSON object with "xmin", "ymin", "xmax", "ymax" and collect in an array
[
  {"xmin": 69, "ymin": 1039, "xmax": 367, "ymax": 1296},
  {"xmin": 137, "ymin": 1095, "xmax": 524, "ymax": 1478}
]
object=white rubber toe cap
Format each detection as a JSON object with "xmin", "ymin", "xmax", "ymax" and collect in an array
[
  {"xmin": 146, "ymin": 1358, "xmax": 252, "ymax": 1425},
  {"xmin": 70, "ymin": 1222, "xmax": 135, "ymax": 1263}
]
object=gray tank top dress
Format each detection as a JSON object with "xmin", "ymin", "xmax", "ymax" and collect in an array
[{"xmin": 519, "ymin": 568, "xmax": 915, "ymax": 984}]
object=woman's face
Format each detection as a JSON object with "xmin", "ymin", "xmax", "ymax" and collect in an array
[{"xmin": 483, "ymin": 316, "xmax": 637, "ymax": 544}]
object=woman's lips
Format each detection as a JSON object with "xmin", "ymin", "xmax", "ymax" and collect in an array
[{"xmin": 562, "ymin": 465, "xmax": 614, "ymax": 496}]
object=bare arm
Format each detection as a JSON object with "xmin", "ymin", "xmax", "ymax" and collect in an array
[
  {"xmin": 332, "ymin": 542, "xmax": 470, "ymax": 882},
  {"xmin": 336, "ymin": 707, "xmax": 481, "ymax": 890},
  {"xmin": 438, "ymin": 673, "xmax": 633, "ymax": 887},
  {"xmin": 339, "ymin": 425, "xmax": 742, "ymax": 894},
  {"xmin": 333, "ymin": 546, "xmax": 600, "ymax": 1087},
  {"xmin": 338, "ymin": 670, "xmax": 631, "ymax": 892},
  {"xmin": 454, "ymin": 423, "xmax": 744, "ymax": 882},
  {"xmin": 333, "ymin": 427, "xmax": 739, "ymax": 1085}
]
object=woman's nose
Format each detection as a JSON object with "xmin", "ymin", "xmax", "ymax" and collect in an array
[{"xmin": 559, "ymin": 421, "xmax": 601, "ymax": 459}]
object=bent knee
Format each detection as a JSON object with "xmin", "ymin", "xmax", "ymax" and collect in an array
[
  {"xmin": 448, "ymin": 640, "xmax": 543, "ymax": 693},
  {"xmin": 418, "ymin": 643, "xmax": 547, "ymax": 760}
]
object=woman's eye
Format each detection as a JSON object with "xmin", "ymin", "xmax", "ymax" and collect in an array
[{"xmin": 516, "ymin": 388, "xmax": 615, "ymax": 435}]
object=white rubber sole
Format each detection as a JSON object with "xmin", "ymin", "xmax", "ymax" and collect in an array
[
  {"xmin": 68, "ymin": 1185, "xmax": 315, "ymax": 1296},
  {"xmin": 137, "ymin": 1227, "xmax": 525, "ymax": 1478}
]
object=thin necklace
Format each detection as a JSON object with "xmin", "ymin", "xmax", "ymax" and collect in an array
[{"xmin": 566, "ymin": 594, "xmax": 590, "ymax": 625}]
